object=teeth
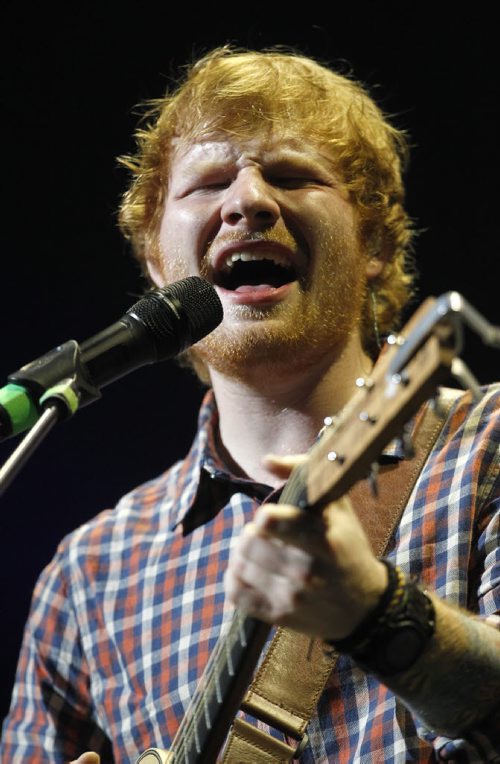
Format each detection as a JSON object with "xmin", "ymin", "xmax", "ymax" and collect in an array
[{"xmin": 222, "ymin": 251, "xmax": 290, "ymax": 270}]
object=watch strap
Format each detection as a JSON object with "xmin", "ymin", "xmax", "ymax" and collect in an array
[{"xmin": 330, "ymin": 564, "xmax": 436, "ymax": 675}]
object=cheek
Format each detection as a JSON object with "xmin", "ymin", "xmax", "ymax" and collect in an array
[
  {"xmin": 313, "ymin": 217, "xmax": 360, "ymax": 267},
  {"xmin": 159, "ymin": 205, "xmax": 193, "ymax": 255},
  {"xmin": 155, "ymin": 208, "xmax": 201, "ymax": 281},
  {"xmin": 159, "ymin": 202, "xmax": 219, "ymax": 266},
  {"xmin": 305, "ymin": 194, "xmax": 358, "ymax": 249}
]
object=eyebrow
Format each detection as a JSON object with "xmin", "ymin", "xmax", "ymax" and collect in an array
[{"xmin": 178, "ymin": 149, "xmax": 334, "ymax": 175}]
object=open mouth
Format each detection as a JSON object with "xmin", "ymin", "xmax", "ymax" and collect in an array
[{"xmin": 213, "ymin": 253, "xmax": 297, "ymax": 292}]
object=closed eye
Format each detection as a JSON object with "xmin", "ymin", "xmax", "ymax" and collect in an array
[
  {"xmin": 176, "ymin": 175, "xmax": 233, "ymax": 197},
  {"xmin": 196, "ymin": 177, "xmax": 321, "ymax": 191},
  {"xmin": 192, "ymin": 180, "xmax": 231, "ymax": 192},
  {"xmin": 267, "ymin": 176, "xmax": 325, "ymax": 189}
]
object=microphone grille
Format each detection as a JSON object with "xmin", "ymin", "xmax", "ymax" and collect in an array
[{"xmin": 128, "ymin": 277, "xmax": 223, "ymax": 357}]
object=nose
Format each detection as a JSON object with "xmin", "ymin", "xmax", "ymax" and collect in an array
[{"xmin": 220, "ymin": 168, "xmax": 280, "ymax": 228}]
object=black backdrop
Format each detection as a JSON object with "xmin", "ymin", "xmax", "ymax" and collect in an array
[{"xmin": 1, "ymin": 2, "xmax": 498, "ymax": 729}]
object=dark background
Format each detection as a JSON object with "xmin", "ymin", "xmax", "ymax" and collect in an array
[{"xmin": 1, "ymin": 2, "xmax": 498, "ymax": 727}]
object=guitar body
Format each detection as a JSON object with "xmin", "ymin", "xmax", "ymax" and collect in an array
[{"xmin": 136, "ymin": 749, "xmax": 173, "ymax": 763}]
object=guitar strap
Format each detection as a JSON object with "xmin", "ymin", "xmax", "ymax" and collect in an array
[{"xmin": 222, "ymin": 387, "xmax": 462, "ymax": 763}]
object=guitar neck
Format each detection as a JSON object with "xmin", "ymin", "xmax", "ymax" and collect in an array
[
  {"xmin": 168, "ymin": 614, "xmax": 270, "ymax": 763},
  {"xmin": 168, "ymin": 468, "xmax": 310, "ymax": 763}
]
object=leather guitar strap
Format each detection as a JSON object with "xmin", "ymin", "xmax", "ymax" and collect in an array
[{"xmin": 222, "ymin": 388, "xmax": 462, "ymax": 763}]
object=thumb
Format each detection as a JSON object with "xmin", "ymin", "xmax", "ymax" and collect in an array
[
  {"xmin": 263, "ymin": 453, "xmax": 307, "ymax": 480},
  {"xmin": 70, "ymin": 753, "xmax": 100, "ymax": 764}
]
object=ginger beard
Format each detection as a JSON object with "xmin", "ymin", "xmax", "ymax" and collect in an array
[{"xmin": 154, "ymin": 219, "xmax": 370, "ymax": 382}]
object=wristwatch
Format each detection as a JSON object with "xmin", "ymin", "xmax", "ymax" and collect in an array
[
  {"xmin": 329, "ymin": 563, "xmax": 436, "ymax": 676},
  {"xmin": 352, "ymin": 582, "xmax": 436, "ymax": 675}
]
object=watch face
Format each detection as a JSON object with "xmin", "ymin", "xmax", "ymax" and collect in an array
[
  {"xmin": 339, "ymin": 577, "xmax": 436, "ymax": 676},
  {"xmin": 378, "ymin": 624, "xmax": 427, "ymax": 673}
]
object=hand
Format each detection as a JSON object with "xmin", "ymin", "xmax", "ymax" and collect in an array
[
  {"xmin": 70, "ymin": 753, "xmax": 100, "ymax": 764},
  {"xmin": 225, "ymin": 455, "xmax": 388, "ymax": 641}
]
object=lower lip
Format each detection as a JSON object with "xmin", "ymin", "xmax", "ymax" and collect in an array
[{"xmin": 216, "ymin": 282, "xmax": 296, "ymax": 305}]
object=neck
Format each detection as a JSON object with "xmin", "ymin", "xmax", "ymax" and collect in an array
[{"xmin": 208, "ymin": 334, "xmax": 374, "ymax": 487}]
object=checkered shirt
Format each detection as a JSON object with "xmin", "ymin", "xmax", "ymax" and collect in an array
[{"xmin": 1, "ymin": 384, "xmax": 499, "ymax": 763}]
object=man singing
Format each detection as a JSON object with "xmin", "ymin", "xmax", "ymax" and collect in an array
[{"xmin": 2, "ymin": 46, "xmax": 499, "ymax": 763}]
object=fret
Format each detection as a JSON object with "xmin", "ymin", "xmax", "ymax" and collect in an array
[
  {"xmin": 202, "ymin": 690, "xmax": 212, "ymax": 730},
  {"xmin": 214, "ymin": 669, "xmax": 222, "ymax": 704},
  {"xmin": 166, "ymin": 614, "xmax": 271, "ymax": 763},
  {"xmin": 237, "ymin": 610, "xmax": 247, "ymax": 647},
  {"xmin": 193, "ymin": 716, "xmax": 201, "ymax": 755},
  {"xmin": 225, "ymin": 633, "xmax": 235, "ymax": 676}
]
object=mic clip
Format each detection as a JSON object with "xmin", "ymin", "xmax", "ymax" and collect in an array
[{"xmin": 8, "ymin": 339, "xmax": 101, "ymax": 418}]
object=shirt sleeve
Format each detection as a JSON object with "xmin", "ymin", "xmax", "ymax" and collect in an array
[
  {"xmin": 0, "ymin": 542, "xmax": 114, "ymax": 763},
  {"xmin": 431, "ymin": 387, "xmax": 500, "ymax": 761},
  {"xmin": 455, "ymin": 489, "xmax": 500, "ymax": 762}
]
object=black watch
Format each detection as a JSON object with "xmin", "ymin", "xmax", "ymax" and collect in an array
[{"xmin": 348, "ymin": 581, "xmax": 436, "ymax": 675}]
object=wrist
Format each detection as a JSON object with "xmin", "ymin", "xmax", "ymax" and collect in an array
[{"xmin": 325, "ymin": 560, "xmax": 436, "ymax": 675}]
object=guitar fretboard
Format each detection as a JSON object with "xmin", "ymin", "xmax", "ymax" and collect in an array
[
  {"xmin": 170, "ymin": 612, "xmax": 271, "ymax": 763},
  {"xmin": 170, "ymin": 467, "xmax": 310, "ymax": 763}
]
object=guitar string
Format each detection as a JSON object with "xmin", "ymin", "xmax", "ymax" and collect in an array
[
  {"xmin": 170, "ymin": 610, "xmax": 244, "ymax": 759},
  {"xmin": 171, "ymin": 468, "xmax": 309, "ymax": 760}
]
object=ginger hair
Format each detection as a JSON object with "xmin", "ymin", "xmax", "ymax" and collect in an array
[{"xmin": 118, "ymin": 46, "xmax": 416, "ymax": 359}]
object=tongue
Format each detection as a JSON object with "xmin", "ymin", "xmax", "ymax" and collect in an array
[{"xmin": 234, "ymin": 284, "xmax": 275, "ymax": 293}]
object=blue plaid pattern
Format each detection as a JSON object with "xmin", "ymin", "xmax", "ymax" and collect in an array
[{"xmin": 1, "ymin": 385, "xmax": 499, "ymax": 763}]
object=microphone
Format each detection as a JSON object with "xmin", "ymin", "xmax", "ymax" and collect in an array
[{"xmin": 0, "ymin": 276, "xmax": 223, "ymax": 441}]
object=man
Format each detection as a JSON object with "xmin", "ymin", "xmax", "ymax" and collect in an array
[{"xmin": 2, "ymin": 46, "xmax": 499, "ymax": 763}]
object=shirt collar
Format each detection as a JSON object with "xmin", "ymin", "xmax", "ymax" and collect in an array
[
  {"xmin": 169, "ymin": 389, "xmax": 275, "ymax": 534},
  {"xmin": 169, "ymin": 388, "xmax": 406, "ymax": 534}
]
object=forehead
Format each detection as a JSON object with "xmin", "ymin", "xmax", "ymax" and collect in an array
[{"xmin": 169, "ymin": 134, "xmax": 337, "ymax": 174}]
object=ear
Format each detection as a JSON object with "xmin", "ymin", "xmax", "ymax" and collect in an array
[
  {"xmin": 365, "ymin": 254, "xmax": 385, "ymax": 281},
  {"xmin": 145, "ymin": 257, "xmax": 166, "ymax": 288}
]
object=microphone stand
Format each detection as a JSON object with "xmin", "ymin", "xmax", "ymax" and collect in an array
[
  {"xmin": 0, "ymin": 353, "xmax": 100, "ymax": 498},
  {"xmin": 0, "ymin": 405, "xmax": 61, "ymax": 497}
]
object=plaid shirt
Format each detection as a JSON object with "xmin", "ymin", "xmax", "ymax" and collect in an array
[{"xmin": 2, "ymin": 385, "xmax": 499, "ymax": 763}]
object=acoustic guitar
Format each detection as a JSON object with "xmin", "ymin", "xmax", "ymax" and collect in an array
[{"xmin": 136, "ymin": 292, "xmax": 494, "ymax": 763}]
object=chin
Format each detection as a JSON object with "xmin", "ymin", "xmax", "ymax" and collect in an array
[{"xmin": 193, "ymin": 320, "xmax": 348, "ymax": 381}]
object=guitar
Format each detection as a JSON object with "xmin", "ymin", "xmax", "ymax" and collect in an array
[{"xmin": 136, "ymin": 292, "xmax": 490, "ymax": 763}]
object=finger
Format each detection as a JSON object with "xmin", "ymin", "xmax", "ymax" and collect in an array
[
  {"xmin": 235, "ymin": 523, "xmax": 312, "ymax": 580},
  {"xmin": 262, "ymin": 453, "xmax": 308, "ymax": 479},
  {"xmin": 257, "ymin": 498, "xmax": 380, "ymax": 595},
  {"xmin": 229, "ymin": 584, "xmax": 278, "ymax": 621},
  {"xmin": 70, "ymin": 753, "xmax": 100, "ymax": 764},
  {"xmin": 254, "ymin": 503, "xmax": 332, "ymax": 559},
  {"xmin": 230, "ymin": 548, "xmax": 308, "ymax": 595},
  {"xmin": 225, "ymin": 561, "xmax": 300, "ymax": 621}
]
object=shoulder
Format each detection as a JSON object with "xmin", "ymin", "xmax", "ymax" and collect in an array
[
  {"xmin": 38, "ymin": 390, "xmax": 217, "ymax": 593},
  {"xmin": 427, "ymin": 384, "xmax": 500, "ymax": 509},
  {"xmin": 45, "ymin": 458, "xmax": 188, "ymax": 583},
  {"xmin": 439, "ymin": 383, "xmax": 500, "ymax": 440}
]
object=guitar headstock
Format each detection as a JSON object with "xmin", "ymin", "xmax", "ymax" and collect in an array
[{"xmin": 305, "ymin": 296, "xmax": 456, "ymax": 506}]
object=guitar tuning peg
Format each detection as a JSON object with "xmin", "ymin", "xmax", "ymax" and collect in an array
[
  {"xmin": 367, "ymin": 462, "xmax": 379, "ymax": 498},
  {"xmin": 317, "ymin": 414, "xmax": 337, "ymax": 441},
  {"xmin": 355, "ymin": 376, "xmax": 374, "ymax": 390}
]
